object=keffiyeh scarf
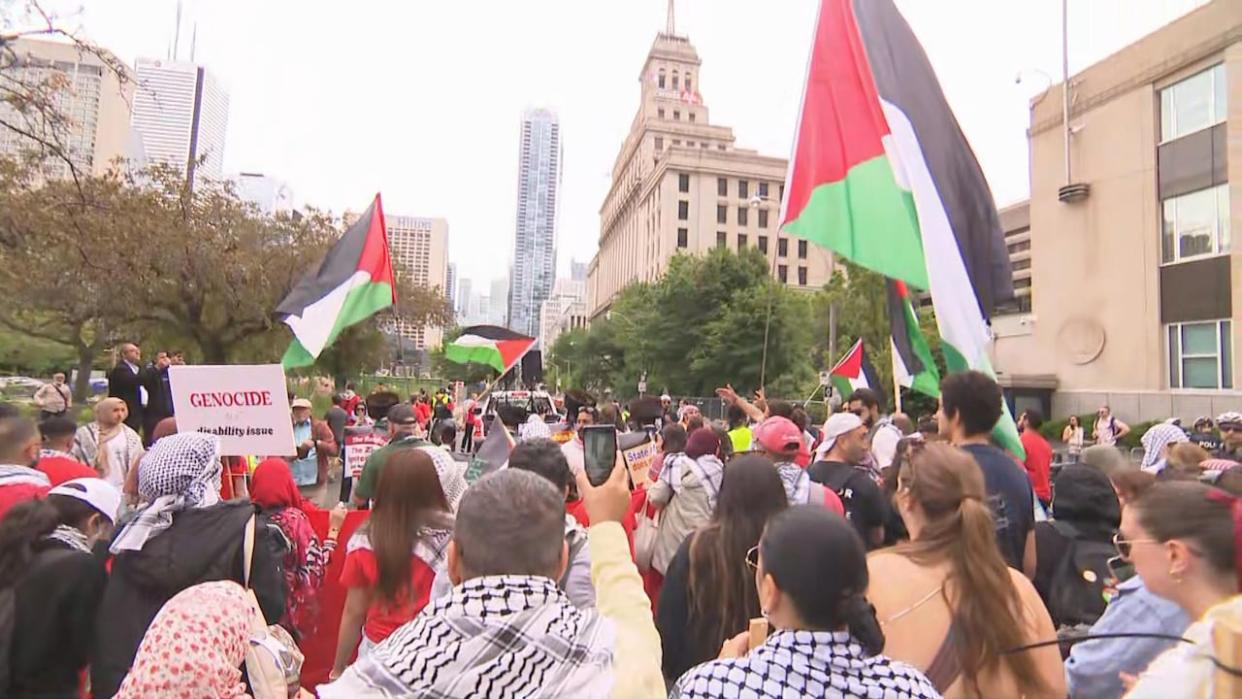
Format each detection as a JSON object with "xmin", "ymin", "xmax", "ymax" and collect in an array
[
  {"xmin": 674, "ymin": 629, "xmax": 941, "ymax": 699},
  {"xmin": 520, "ymin": 414, "xmax": 553, "ymax": 442},
  {"xmin": 1141, "ymin": 423, "xmax": 1188, "ymax": 472},
  {"xmin": 47, "ymin": 524, "xmax": 91, "ymax": 553},
  {"xmin": 658, "ymin": 453, "xmax": 724, "ymax": 509},
  {"xmin": 775, "ymin": 461, "xmax": 811, "ymax": 505},
  {"xmin": 115, "ymin": 581, "xmax": 256, "ymax": 699},
  {"xmin": 111, "ymin": 432, "xmax": 222, "ymax": 553},
  {"xmin": 0, "ymin": 463, "xmax": 50, "ymax": 488},
  {"xmin": 321, "ymin": 576, "xmax": 616, "ymax": 699},
  {"xmin": 346, "ymin": 524, "xmax": 453, "ymax": 574}
]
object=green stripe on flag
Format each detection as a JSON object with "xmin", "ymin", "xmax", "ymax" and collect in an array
[
  {"xmin": 783, "ymin": 155, "xmax": 929, "ymax": 291},
  {"xmin": 444, "ymin": 343, "xmax": 505, "ymax": 373},
  {"xmin": 282, "ymin": 281, "xmax": 394, "ymax": 370}
]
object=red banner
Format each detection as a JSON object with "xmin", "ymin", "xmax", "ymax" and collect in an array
[{"xmin": 300, "ymin": 508, "xmax": 371, "ymax": 689}]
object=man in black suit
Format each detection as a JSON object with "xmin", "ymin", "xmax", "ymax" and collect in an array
[
  {"xmin": 107, "ymin": 342, "xmax": 145, "ymax": 433},
  {"xmin": 141, "ymin": 350, "xmax": 175, "ymax": 445}
]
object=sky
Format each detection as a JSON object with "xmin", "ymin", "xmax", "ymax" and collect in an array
[{"xmin": 26, "ymin": 0, "xmax": 1211, "ymax": 289}]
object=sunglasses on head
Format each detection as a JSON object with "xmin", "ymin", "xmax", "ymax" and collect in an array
[{"xmin": 745, "ymin": 545, "xmax": 760, "ymax": 571}]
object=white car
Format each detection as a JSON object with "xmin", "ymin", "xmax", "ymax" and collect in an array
[{"xmin": 0, "ymin": 376, "xmax": 45, "ymax": 392}]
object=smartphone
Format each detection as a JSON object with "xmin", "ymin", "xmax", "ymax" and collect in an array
[{"xmin": 582, "ymin": 425, "xmax": 618, "ymax": 487}]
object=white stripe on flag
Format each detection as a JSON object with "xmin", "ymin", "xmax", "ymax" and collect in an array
[
  {"xmin": 283, "ymin": 270, "xmax": 373, "ymax": 357},
  {"xmin": 452, "ymin": 334, "xmax": 501, "ymax": 348},
  {"xmin": 891, "ymin": 337, "xmax": 914, "ymax": 389}
]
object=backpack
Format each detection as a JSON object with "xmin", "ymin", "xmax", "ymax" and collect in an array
[
  {"xmin": 815, "ymin": 464, "xmax": 860, "ymax": 518},
  {"xmin": 1045, "ymin": 520, "xmax": 1114, "ymax": 629},
  {"xmin": 0, "ymin": 548, "xmax": 75, "ymax": 692}
]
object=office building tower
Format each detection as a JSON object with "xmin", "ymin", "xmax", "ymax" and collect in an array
[
  {"xmin": 507, "ymin": 108, "xmax": 562, "ymax": 337},
  {"xmin": 131, "ymin": 57, "xmax": 229, "ymax": 184}
]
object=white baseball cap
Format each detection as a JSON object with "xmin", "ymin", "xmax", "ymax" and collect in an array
[
  {"xmin": 817, "ymin": 412, "xmax": 866, "ymax": 459},
  {"xmin": 49, "ymin": 478, "xmax": 123, "ymax": 525}
]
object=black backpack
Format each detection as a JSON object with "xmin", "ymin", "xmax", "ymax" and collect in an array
[
  {"xmin": 0, "ymin": 548, "xmax": 75, "ymax": 691},
  {"xmin": 1045, "ymin": 520, "xmax": 1114, "ymax": 628}
]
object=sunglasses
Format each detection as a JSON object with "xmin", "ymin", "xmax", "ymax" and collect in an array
[
  {"xmin": 1112, "ymin": 533, "xmax": 1159, "ymax": 560},
  {"xmin": 1220, "ymin": 424, "xmax": 1242, "ymax": 433},
  {"xmin": 745, "ymin": 545, "xmax": 760, "ymax": 572}
]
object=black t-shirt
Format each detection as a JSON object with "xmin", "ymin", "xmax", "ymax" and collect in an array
[
  {"xmin": 962, "ymin": 443, "xmax": 1035, "ymax": 570},
  {"xmin": 807, "ymin": 460, "xmax": 887, "ymax": 549}
]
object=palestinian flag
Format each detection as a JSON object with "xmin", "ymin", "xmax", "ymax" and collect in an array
[
  {"xmin": 445, "ymin": 325, "xmax": 536, "ymax": 374},
  {"xmin": 277, "ymin": 195, "xmax": 396, "ymax": 369},
  {"xmin": 464, "ymin": 416, "xmax": 514, "ymax": 484},
  {"xmin": 887, "ymin": 279, "xmax": 940, "ymax": 398},
  {"xmin": 781, "ymin": 0, "xmax": 1022, "ymax": 457},
  {"xmin": 829, "ymin": 339, "xmax": 881, "ymax": 404}
]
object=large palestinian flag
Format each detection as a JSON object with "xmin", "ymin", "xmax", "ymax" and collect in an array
[
  {"xmin": 445, "ymin": 325, "xmax": 536, "ymax": 374},
  {"xmin": 829, "ymin": 339, "xmax": 881, "ymax": 404},
  {"xmin": 277, "ymin": 195, "xmax": 396, "ymax": 369},
  {"xmin": 781, "ymin": 0, "xmax": 1022, "ymax": 457}
]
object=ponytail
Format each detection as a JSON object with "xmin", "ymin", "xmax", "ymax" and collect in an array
[
  {"xmin": 839, "ymin": 593, "xmax": 884, "ymax": 656},
  {"xmin": 0, "ymin": 498, "xmax": 61, "ymax": 588}
]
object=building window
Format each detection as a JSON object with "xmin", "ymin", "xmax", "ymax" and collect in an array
[
  {"xmin": 759, "ymin": 182, "xmax": 769, "ymax": 198},
  {"xmin": 737, "ymin": 234, "xmax": 748, "ymax": 250},
  {"xmin": 677, "ymin": 228, "xmax": 688, "ymax": 248},
  {"xmin": 780, "ymin": 184, "xmax": 785, "ymax": 201},
  {"xmin": 658, "ymin": 70, "xmax": 666, "ymax": 88},
  {"xmin": 654, "ymin": 136, "xmax": 663, "ymax": 150},
  {"xmin": 1168, "ymin": 319, "xmax": 1232, "ymax": 389},
  {"xmin": 672, "ymin": 73, "xmax": 680, "ymax": 90},
  {"xmin": 1012, "ymin": 258, "xmax": 1031, "ymax": 271},
  {"xmin": 678, "ymin": 200, "xmax": 689, "ymax": 220},
  {"xmin": 717, "ymin": 178, "xmax": 727, "ymax": 196},
  {"xmin": 685, "ymin": 75, "xmax": 693, "ymax": 91},
  {"xmin": 716, "ymin": 231, "xmax": 727, "ymax": 248},
  {"xmin": 1160, "ymin": 64, "xmax": 1226, "ymax": 142},
  {"xmin": 778, "ymin": 238, "xmax": 789, "ymax": 257},
  {"xmin": 686, "ymin": 140, "xmax": 695, "ymax": 147},
  {"xmin": 674, "ymin": 110, "xmax": 681, "ymax": 121},
  {"xmin": 1014, "ymin": 277, "xmax": 1032, "ymax": 289},
  {"xmin": 778, "ymin": 265, "xmax": 788, "ymax": 283},
  {"xmin": 758, "ymin": 236, "xmax": 769, "ymax": 254},
  {"xmin": 758, "ymin": 210, "xmax": 769, "ymax": 228},
  {"xmin": 739, "ymin": 180, "xmax": 749, "ymax": 199},
  {"xmin": 716, "ymin": 204, "xmax": 727, "ymax": 224},
  {"xmin": 678, "ymin": 173, "xmax": 690, "ymax": 193},
  {"xmin": 673, "ymin": 139, "xmax": 681, "ymax": 145},
  {"xmin": 688, "ymin": 112, "xmax": 696, "ymax": 123},
  {"xmin": 1007, "ymin": 239, "xmax": 1031, "ymax": 254},
  {"xmin": 797, "ymin": 266, "xmax": 808, "ymax": 286},
  {"xmin": 658, "ymin": 107, "xmax": 665, "ymax": 119},
  {"xmin": 1162, "ymin": 184, "xmax": 1230, "ymax": 263},
  {"xmin": 718, "ymin": 144, "xmax": 727, "ymax": 151},
  {"xmin": 737, "ymin": 207, "xmax": 748, "ymax": 226}
]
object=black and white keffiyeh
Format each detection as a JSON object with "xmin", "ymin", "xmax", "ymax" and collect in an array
[
  {"xmin": 110, "ymin": 432, "xmax": 221, "ymax": 553},
  {"xmin": 775, "ymin": 461, "xmax": 811, "ymax": 505},
  {"xmin": 47, "ymin": 524, "xmax": 91, "ymax": 553},
  {"xmin": 673, "ymin": 629, "xmax": 941, "ymax": 699},
  {"xmin": 0, "ymin": 463, "xmax": 50, "ymax": 488},
  {"xmin": 346, "ymin": 525, "xmax": 453, "ymax": 572},
  {"xmin": 658, "ymin": 453, "xmax": 724, "ymax": 508},
  {"xmin": 320, "ymin": 575, "xmax": 616, "ymax": 699}
]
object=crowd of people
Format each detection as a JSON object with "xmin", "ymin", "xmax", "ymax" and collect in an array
[{"xmin": 0, "ymin": 343, "xmax": 1241, "ymax": 697}]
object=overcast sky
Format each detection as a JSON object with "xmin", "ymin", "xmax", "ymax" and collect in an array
[{"xmin": 34, "ymin": 0, "xmax": 1210, "ymax": 288}]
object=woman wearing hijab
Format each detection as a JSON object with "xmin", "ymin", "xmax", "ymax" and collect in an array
[
  {"xmin": 73, "ymin": 397, "xmax": 144, "ymax": 491},
  {"xmin": 114, "ymin": 581, "xmax": 258, "ymax": 699},
  {"xmin": 251, "ymin": 457, "xmax": 347, "ymax": 639},
  {"xmin": 91, "ymin": 432, "xmax": 287, "ymax": 698},
  {"xmin": 1140, "ymin": 422, "xmax": 1188, "ymax": 475}
]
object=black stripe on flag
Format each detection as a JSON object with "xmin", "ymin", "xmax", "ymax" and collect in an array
[
  {"xmin": 458, "ymin": 325, "xmax": 536, "ymax": 342},
  {"xmin": 851, "ymin": 0, "xmax": 1015, "ymax": 318},
  {"xmin": 275, "ymin": 199, "xmax": 378, "ymax": 319},
  {"xmin": 886, "ymin": 279, "xmax": 925, "ymax": 377}
]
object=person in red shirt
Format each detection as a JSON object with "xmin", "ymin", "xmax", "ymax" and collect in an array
[
  {"xmin": 0, "ymin": 416, "xmax": 51, "ymax": 519},
  {"xmin": 36, "ymin": 416, "xmax": 97, "ymax": 486},
  {"xmin": 1019, "ymin": 409, "xmax": 1054, "ymax": 509},
  {"xmin": 331, "ymin": 448, "xmax": 453, "ymax": 680}
]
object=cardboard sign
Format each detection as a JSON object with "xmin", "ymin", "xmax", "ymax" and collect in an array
[
  {"xmin": 169, "ymin": 364, "xmax": 296, "ymax": 457},
  {"xmin": 344, "ymin": 428, "xmax": 389, "ymax": 479},
  {"xmin": 620, "ymin": 433, "xmax": 658, "ymax": 489}
]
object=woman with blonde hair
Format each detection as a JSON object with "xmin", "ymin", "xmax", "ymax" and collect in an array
[
  {"xmin": 72, "ymin": 397, "xmax": 143, "ymax": 491},
  {"xmin": 867, "ymin": 442, "xmax": 1064, "ymax": 698}
]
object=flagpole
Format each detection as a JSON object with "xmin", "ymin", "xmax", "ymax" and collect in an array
[{"xmin": 891, "ymin": 344, "xmax": 903, "ymax": 414}]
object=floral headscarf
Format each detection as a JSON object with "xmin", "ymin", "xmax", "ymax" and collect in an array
[{"xmin": 114, "ymin": 581, "xmax": 255, "ymax": 699}]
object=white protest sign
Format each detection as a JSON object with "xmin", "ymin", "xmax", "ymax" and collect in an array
[
  {"xmin": 345, "ymin": 429, "xmax": 388, "ymax": 479},
  {"xmin": 169, "ymin": 364, "xmax": 296, "ymax": 456}
]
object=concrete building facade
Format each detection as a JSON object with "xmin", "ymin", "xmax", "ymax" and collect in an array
[
  {"xmin": 229, "ymin": 172, "xmax": 293, "ymax": 214},
  {"xmin": 131, "ymin": 57, "xmax": 229, "ymax": 184},
  {"xmin": 0, "ymin": 38, "xmax": 135, "ymax": 179},
  {"xmin": 507, "ymin": 108, "xmax": 562, "ymax": 338},
  {"xmin": 587, "ymin": 19, "xmax": 834, "ymax": 320},
  {"xmin": 384, "ymin": 215, "xmax": 449, "ymax": 350},
  {"xmin": 992, "ymin": 0, "xmax": 1241, "ymax": 422},
  {"xmin": 539, "ymin": 278, "xmax": 588, "ymax": 352}
]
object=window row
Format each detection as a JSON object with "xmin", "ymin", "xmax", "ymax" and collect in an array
[
  {"xmin": 657, "ymin": 69, "xmax": 693, "ymax": 92},
  {"xmin": 1160, "ymin": 63, "xmax": 1226, "ymax": 143},
  {"xmin": 1168, "ymin": 319, "xmax": 1232, "ymax": 390},
  {"xmin": 714, "ymin": 204, "xmax": 771, "ymax": 228},
  {"xmin": 657, "ymin": 107, "xmax": 697, "ymax": 123},
  {"xmin": 713, "ymin": 230, "xmax": 809, "ymax": 259},
  {"xmin": 1161, "ymin": 183, "xmax": 1229, "ymax": 264}
]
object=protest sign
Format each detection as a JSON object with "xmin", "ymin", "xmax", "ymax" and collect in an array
[
  {"xmin": 170, "ymin": 364, "xmax": 295, "ymax": 456},
  {"xmin": 620, "ymin": 431, "xmax": 658, "ymax": 488},
  {"xmin": 344, "ymin": 427, "xmax": 389, "ymax": 479}
]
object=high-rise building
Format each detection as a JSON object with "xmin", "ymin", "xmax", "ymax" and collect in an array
[
  {"xmin": 587, "ymin": 5, "xmax": 834, "ymax": 319},
  {"xmin": 0, "ymin": 38, "xmax": 136, "ymax": 179},
  {"xmin": 384, "ymin": 215, "xmax": 450, "ymax": 350},
  {"xmin": 456, "ymin": 277, "xmax": 473, "ymax": 319},
  {"xmin": 992, "ymin": 0, "xmax": 1240, "ymax": 422},
  {"xmin": 229, "ymin": 172, "xmax": 293, "ymax": 214},
  {"xmin": 446, "ymin": 263, "xmax": 458, "ymax": 310},
  {"xmin": 131, "ymin": 57, "xmax": 229, "ymax": 184},
  {"xmin": 570, "ymin": 259, "xmax": 588, "ymax": 282},
  {"xmin": 507, "ymin": 108, "xmax": 562, "ymax": 337},
  {"xmin": 489, "ymin": 276, "xmax": 510, "ymax": 327},
  {"xmin": 539, "ymin": 278, "xmax": 588, "ymax": 352}
]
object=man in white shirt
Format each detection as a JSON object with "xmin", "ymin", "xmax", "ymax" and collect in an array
[
  {"xmin": 1093, "ymin": 405, "xmax": 1130, "ymax": 447},
  {"xmin": 33, "ymin": 373, "xmax": 72, "ymax": 420}
]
